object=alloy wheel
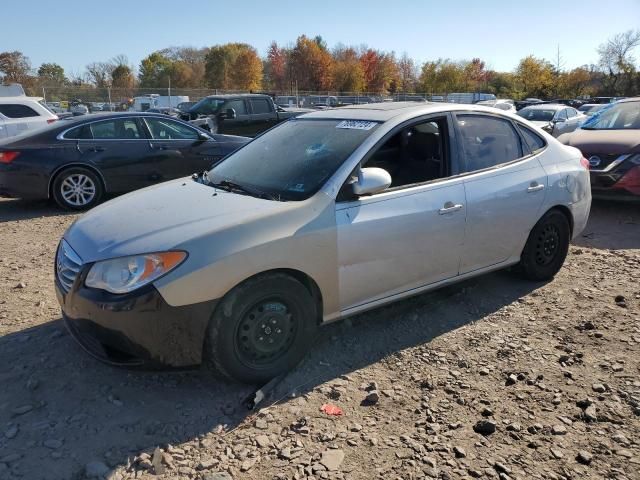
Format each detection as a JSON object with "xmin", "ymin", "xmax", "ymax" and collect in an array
[{"xmin": 60, "ymin": 174, "xmax": 96, "ymax": 207}]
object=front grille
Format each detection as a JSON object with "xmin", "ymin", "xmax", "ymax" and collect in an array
[
  {"xmin": 583, "ymin": 152, "xmax": 625, "ymax": 171},
  {"xmin": 56, "ymin": 240, "xmax": 83, "ymax": 294}
]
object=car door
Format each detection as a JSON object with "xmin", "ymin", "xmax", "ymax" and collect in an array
[
  {"xmin": 565, "ymin": 108, "xmax": 582, "ymax": 132},
  {"xmin": 552, "ymin": 108, "xmax": 570, "ymax": 137},
  {"xmin": 453, "ymin": 113, "xmax": 547, "ymax": 274},
  {"xmin": 217, "ymin": 99, "xmax": 252, "ymax": 136},
  {"xmin": 0, "ymin": 103, "xmax": 39, "ymax": 137},
  {"xmin": 335, "ymin": 115, "xmax": 466, "ymax": 312},
  {"xmin": 65, "ymin": 117, "xmax": 151, "ymax": 193},
  {"xmin": 142, "ymin": 116, "xmax": 222, "ymax": 179},
  {"xmin": 0, "ymin": 116, "xmax": 6, "ymax": 139}
]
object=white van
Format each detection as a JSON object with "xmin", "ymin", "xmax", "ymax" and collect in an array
[{"xmin": 0, "ymin": 96, "xmax": 59, "ymax": 138}]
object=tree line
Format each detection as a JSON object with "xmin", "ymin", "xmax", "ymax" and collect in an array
[{"xmin": 1, "ymin": 30, "xmax": 639, "ymax": 99}]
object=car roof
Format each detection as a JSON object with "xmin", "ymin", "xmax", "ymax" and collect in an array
[
  {"xmin": 203, "ymin": 94, "xmax": 270, "ymax": 99},
  {"xmin": 299, "ymin": 101, "xmax": 520, "ymax": 122},
  {"xmin": 0, "ymin": 96, "xmax": 44, "ymax": 103},
  {"xmin": 54, "ymin": 111, "xmax": 175, "ymax": 126},
  {"xmin": 520, "ymin": 103, "xmax": 567, "ymax": 111},
  {"xmin": 616, "ymin": 97, "xmax": 640, "ymax": 104}
]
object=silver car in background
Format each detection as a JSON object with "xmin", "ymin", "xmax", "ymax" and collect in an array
[
  {"xmin": 55, "ymin": 102, "xmax": 591, "ymax": 383},
  {"xmin": 517, "ymin": 103, "xmax": 586, "ymax": 137}
]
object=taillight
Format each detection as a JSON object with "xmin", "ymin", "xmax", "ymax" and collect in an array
[
  {"xmin": 47, "ymin": 118, "xmax": 57, "ymax": 124},
  {"xmin": 580, "ymin": 157, "xmax": 590, "ymax": 170},
  {"xmin": 0, "ymin": 151, "xmax": 20, "ymax": 164}
]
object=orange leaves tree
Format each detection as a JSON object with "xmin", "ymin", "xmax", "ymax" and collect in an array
[{"xmin": 204, "ymin": 43, "xmax": 263, "ymax": 91}]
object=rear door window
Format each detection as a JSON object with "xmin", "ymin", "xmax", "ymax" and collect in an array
[
  {"xmin": 0, "ymin": 104, "xmax": 40, "ymax": 118},
  {"xmin": 517, "ymin": 124, "xmax": 546, "ymax": 153},
  {"xmin": 64, "ymin": 124, "xmax": 93, "ymax": 139},
  {"xmin": 456, "ymin": 114, "xmax": 524, "ymax": 172},
  {"xmin": 90, "ymin": 119, "xmax": 142, "ymax": 139},
  {"xmin": 250, "ymin": 98, "xmax": 272, "ymax": 114}
]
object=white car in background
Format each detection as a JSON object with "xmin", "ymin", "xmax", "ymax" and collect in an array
[
  {"xmin": 476, "ymin": 99, "xmax": 516, "ymax": 113},
  {"xmin": 0, "ymin": 97, "xmax": 58, "ymax": 138},
  {"xmin": 517, "ymin": 104, "xmax": 585, "ymax": 137}
]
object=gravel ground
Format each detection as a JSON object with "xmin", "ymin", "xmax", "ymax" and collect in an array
[{"xmin": 0, "ymin": 197, "xmax": 638, "ymax": 480}]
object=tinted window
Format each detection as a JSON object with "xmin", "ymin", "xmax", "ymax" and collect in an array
[
  {"xmin": 557, "ymin": 109, "xmax": 568, "ymax": 120},
  {"xmin": 209, "ymin": 119, "xmax": 379, "ymax": 201},
  {"xmin": 0, "ymin": 104, "xmax": 40, "ymax": 118},
  {"xmin": 517, "ymin": 108, "xmax": 556, "ymax": 122},
  {"xmin": 145, "ymin": 118, "xmax": 199, "ymax": 140},
  {"xmin": 226, "ymin": 100, "xmax": 247, "ymax": 115},
  {"xmin": 90, "ymin": 119, "xmax": 142, "ymax": 139},
  {"xmin": 457, "ymin": 115, "xmax": 523, "ymax": 172},
  {"xmin": 250, "ymin": 99, "xmax": 272, "ymax": 114},
  {"xmin": 517, "ymin": 124, "xmax": 546, "ymax": 152},
  {"xmin": 64, "ymin": 124, "xmax": 93, "ymax": 139}
]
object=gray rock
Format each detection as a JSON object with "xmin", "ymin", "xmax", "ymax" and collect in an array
[
  {"xmin": 4, "ymin": 425, "xmax": 18, "ymax": 439},
  {"xmin": 550, "ymin": 448, "xmax": 564, "ymax": 459},
  {"xmin": 592, "ymin": 383, "xmax": 606, "ymax": 393},
  {"xmin": 481, "ymin": 407, "xmax": 493, "ymax": 417},
  {"xmin": 11, "ymin": 405, "xmax": 33, "ymax": 416},
  {"xmin": 0, "ymin": 453, "xmax": 22, "ymax": 463},
  {"xmin": 576, "ymin": 450, "xmax": 593, "ymax": 465},
  {"xmin": 584, "ymin": 405, "xmax": 597, "ymax": 422},
  {"xmin": 365, "ymin": 390, "xmax": 380, "ymax": 404},
  {"xmin": 551, "ymin": 425, "xmax": 567, "ymax": 435},
  {"xmin": 505, "ymin": 374, "xmax": 518, "ymax": 386},
  {"xmin": 255, "ymin": 434, "xmax": 270, "ymax": 448},
  {"xmin": 85, "ymin": 460, "xmax": 110, "ymax": 478},
  {"xmin": 320, "ymin": 449, "xmax": 345, "ymax": 471},
  {"xmin": 254, "ymin": 418, "xmax": 268, "ymax": 430},
  {"xmin": 202, "ymin": 473, "xmax": 233, "ymax": 480},
  {"xmin": 453, "ymin": 446, "xmax": 466, "ymax": 458}
]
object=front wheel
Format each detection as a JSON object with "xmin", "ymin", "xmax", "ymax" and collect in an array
[
  {"xmin": 52, "ymin": 167, "xmax": 103, "ymax": 210},
  {"xmin": 205, "ymin": 273, "xmax": 317, "ymax": 384},
  {"xmin": 518, "ymin": 209, "xmax": 570, "ymax": 281}
]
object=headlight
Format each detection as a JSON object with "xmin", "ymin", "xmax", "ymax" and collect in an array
[{"xmin": 85, "ymin": 251, "xmax": 187, "ymax": 294}]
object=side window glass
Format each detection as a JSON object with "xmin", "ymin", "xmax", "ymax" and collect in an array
[
  {"xmin": 250, "ymin": 99, "xmax": 271, "ymax": 114},
  {"xmin": 517, "ymin": 124, "xmax": 546, "ymax": 153},
  {"xmin": 364, "ymin": 118, "xmax": 447, "ymax": 189},
  {"xmin": 457, "ymin": 115, "xmax": 523, "ymax": 172},
  {"xmin": 146, "ymin": 118, "xmax": 198, "ymax": 140},
  {"xmin": 91, "ymin": 119, "xmax": 142, "ymax": 139},
  {"xmin": 0, "ymin": 104, "xmax": 39, "ymax": 118},
  {"xmin": 225, "ymin": 100, "xmax": 247, "ymax": 115},
  {"xmin": 557, "ymin": 109, "xmax": 568, "ymax": 120},
  {"xmin": 64, "ymin": 124, "xmax": 93, "ymax": 139}
]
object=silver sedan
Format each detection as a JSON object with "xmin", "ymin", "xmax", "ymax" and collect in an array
[{"xmin": 55, "ymin": 102, "xmax": 592, "ymax": 383}]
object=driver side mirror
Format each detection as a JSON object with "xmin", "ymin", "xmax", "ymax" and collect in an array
[
  {"xmin": 219, "ymin": 108, "xmax": 236, "ymax": 120},
  {"xmin": 352, "ymin": 167, "xmax": 392, "ymax": 196},
  {"xmin": 197, "ymin": 131, "xmax": 210, "ymax": 141}
]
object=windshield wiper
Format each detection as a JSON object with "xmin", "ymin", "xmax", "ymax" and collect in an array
[{"xmin": 208, "ymin": 179, "xmax": 280, "ymax": 201}]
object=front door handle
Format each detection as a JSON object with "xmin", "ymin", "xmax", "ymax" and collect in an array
[
  {"xmin": 527, "ymin": 182, "xmax": 545, "ymax": 193},
  {"xmin": 438, "ymin": 201, "xmax": 463, "ymax": 215}
]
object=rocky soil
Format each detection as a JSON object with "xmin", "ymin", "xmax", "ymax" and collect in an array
[{"xmin": 0, "ymin": 198, "xmax": 638, "ymax": 480}]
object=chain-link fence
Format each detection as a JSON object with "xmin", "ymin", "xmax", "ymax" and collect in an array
[{"xmin": 37, "ymin": 86, "xmax": 493, "ymax": 113}]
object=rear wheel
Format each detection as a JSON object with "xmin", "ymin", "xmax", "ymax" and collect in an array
[
  {"xmin": 52, "ymin": 167, "xmax": 103, "ymax": 210},
  {"xmin": 205, "ymin": 273, "xmax": 317, "ymax": 384},
  {"xmin": 518, "ymin": 209, "xmax": 570, "ymax": 281}
]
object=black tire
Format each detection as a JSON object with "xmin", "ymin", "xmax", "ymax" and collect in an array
[
  {"xmin": 52, "ymin": 167, "xmax": 103, "ymax": 210},
  {"xmin": 205, "ymin": 273, "xmax": 317, "ymax": 384},
  {"xmin": 518, "ymin": 209, "xmax": 570, "ymax": 281}
]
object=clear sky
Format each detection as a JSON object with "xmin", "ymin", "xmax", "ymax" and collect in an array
[{"xmin": 4, "ymin": 0, "xmax": 640, "ymax": 75}]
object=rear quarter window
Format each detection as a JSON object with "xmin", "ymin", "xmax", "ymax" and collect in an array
[
  {"xmin": 0, "ymin": 104, "xmax": 40, "ymax": 118},
  {"xmin": 517, "ymin": 124, "xmax": 546, "ymax": 153}
]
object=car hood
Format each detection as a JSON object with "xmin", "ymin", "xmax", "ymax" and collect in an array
[
  {"xmin": 558, "ymin": 129, "xmax": 640, "ymax": 154},
  {"xmin": 64, "ymin": 178, "xmax": 299, "ymax": 263}
]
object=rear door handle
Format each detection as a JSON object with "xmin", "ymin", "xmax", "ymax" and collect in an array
[
  {"xmin": 438, "ymin": 202, "xmax": 463, "ymax": 215},
  {"xmin": 151, "ymin": 144, "xmax": 169, "ymax": 150},
  {"xmin": 527, "ymin": 183, "xmax": 545, "ymax": 193}
]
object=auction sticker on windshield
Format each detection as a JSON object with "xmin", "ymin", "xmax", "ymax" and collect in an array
[{"xmin": 336, "ymin": 120, "xmax": 377, "ymax": 130}]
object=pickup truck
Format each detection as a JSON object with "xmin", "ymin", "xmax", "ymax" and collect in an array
[{"xmin": 180, "ymin": 94, "xmax": 312, "ymax": 137}]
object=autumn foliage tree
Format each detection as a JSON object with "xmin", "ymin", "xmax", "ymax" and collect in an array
[
  {"xmin": 332, "ymin": 46, "xmax": 365, "ymax": 92},
  {"xmin": 290, "ymin": 35, "xmax": 333, "ymax": 91},
  {"xmin": 204, "ymin": 43, "xmax": 262, "ymax": 90}
]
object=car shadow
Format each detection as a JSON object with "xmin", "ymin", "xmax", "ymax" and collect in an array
[
  {"xmin": 0, "ymin": 269, "xmax": 541, "ymax": 479},
  {"xmin": 573, "ymin": 199, "xmax": 640, "ymax": 250},
  {"xmin": 0, "ymin": 198, "xmax": 76, "ymax": 223}
]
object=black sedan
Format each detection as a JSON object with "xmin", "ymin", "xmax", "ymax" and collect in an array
[{"xmin": 0, "ymin": 112, "xmax": 249, "ymax": 209}]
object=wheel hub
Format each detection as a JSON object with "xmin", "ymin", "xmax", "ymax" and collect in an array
[
  {"xmin": 535, "ymin": 224, "xmax": 560, "ymax": 266},
  {"xmin": 237, "ymin": 300, "xmax": 296, "ymax": 367}
]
